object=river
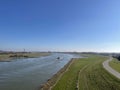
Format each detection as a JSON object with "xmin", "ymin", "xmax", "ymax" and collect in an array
[{"xmin": 0, "ymin": 53, "xmax": 81, "ymax": 90}]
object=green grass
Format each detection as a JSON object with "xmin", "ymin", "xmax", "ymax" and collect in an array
[
  {"xmin": 52, "ymin": 56, "xmax": 120, "ymax": 90},
  {"xmin": 0, "ymin": 54, "xmax": 10, "ymax": 61},
  {"xmin": 0, "ymin": 52, "xmax": 50, "ymax": 61},
  {"xmin": 109, "ymin": 58, "xmax": 120, "ymax": 73},
  {"xmin": 23, "ymin": 52, "xmax": 50, "ymax": 58}
]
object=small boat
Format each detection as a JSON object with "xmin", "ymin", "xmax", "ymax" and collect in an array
[{"xmin": 57, "ymin": 57, "xmax": 60, "ymax": 59}]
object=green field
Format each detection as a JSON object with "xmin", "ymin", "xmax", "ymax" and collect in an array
[
  {"xmin": 52, "ymin": 56, "xmax": 120, "ymax": 90},
  {"xmin": 109, "ymin": 58, "xmax": 120, "ymax": 73}
]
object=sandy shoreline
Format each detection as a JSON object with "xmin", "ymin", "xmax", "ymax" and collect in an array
[{"xmin": 40, "ymin": 58, "xmax": 75, "ymax": 90}]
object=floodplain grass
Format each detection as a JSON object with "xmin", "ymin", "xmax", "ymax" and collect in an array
[
  {"xmin": 52, "ymin": 56, "xmax": 120, "ymax": 90},
  {"xmin": 0, "ymin": 52, "xmax": 50, "ymax": 61},
  {"xmin": 109, "ymin": 58, "xmax": 120, "ymax": 73},
  {"xmin": 23, "ymin": 52, "xmax": 50, "ymax": 58}
]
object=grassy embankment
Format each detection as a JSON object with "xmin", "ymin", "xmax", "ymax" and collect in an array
[
  {"xmin": 51, "ymin": 55, "xmax": 120, "ymax": 90},
  {"xmin": 109, "ymin": 58, "xmax": 120, "ymax": 73},
  {"xmin": 0, "ymin": 52, "xmax": 50, "ymax": 61}
]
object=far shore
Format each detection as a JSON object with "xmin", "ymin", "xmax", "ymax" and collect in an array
[{"xmin": 0, "ymin": 52, "xmax": 51, "ymax": 62}]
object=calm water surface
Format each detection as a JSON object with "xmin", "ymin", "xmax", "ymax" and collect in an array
[{"xmin": 0, "ymin": 53, "xmax": 81, "ymax": 90}]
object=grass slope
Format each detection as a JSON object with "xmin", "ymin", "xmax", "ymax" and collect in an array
[
  {"xmin": 52, "ymin": 56, "xmax": 120, "ymax": 90},
  {"xmin": 109, "ymin": 58, "xmax": 120, "ymax": 73}
]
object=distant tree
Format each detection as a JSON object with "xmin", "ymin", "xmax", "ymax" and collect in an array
[{"xmin": 112, "ymin": 55, "xmax": 120, "ymax": 61}]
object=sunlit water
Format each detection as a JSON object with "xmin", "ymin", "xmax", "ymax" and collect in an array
[{"xmin": 0, "ymin": 53, "xmax": 81, "ymax": 90}]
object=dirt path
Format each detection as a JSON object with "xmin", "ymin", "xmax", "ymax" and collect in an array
[
  {"xmin": 103, "ymin": 57, "xmax": 120, "ymax": 79},
  {"xmin": 77, "ymin": 65, "xmax": 89, "ymax": 90}
]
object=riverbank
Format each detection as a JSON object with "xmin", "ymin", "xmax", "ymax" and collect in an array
[
  {"xmin": 40, "ymin": 58, "xmax": 75, "ymax": 90},
  {"xmin": 0, "ymin": 52, "xmax": 51, "ymax": 62},
  {"xmin": 50, "ymin": 56, "xmax": 120, "ymax": 90}
]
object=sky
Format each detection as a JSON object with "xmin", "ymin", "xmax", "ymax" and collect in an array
[{"xmin": 0, "ymin": 0, "xmax": 120, "ymax": 52}]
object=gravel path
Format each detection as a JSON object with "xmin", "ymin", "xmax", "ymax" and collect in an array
[{"xmin": 103, "ymin": 57, "xmax": 120, "ymax": 79}]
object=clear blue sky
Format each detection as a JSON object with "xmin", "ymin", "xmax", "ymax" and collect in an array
[{"xmin": 0, "ymin": 0, "xmax": 120, "ymax": 52}]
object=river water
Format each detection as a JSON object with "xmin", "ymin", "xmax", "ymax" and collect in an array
[{"xmin": 0, "ymin": 53, "xmax": 81, "ymax": 90}]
